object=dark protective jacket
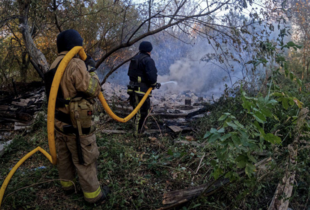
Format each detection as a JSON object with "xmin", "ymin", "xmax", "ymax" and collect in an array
[{"xmin": 127, "ymin": 52, "xmax": 158, "ymax": 95}]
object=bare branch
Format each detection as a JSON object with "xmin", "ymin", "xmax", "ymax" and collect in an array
[
  {"xmin": 100, "ymin": 55, "xmax": 136, "ymax": 85},
  {"xmin": 0, "ymin": 16, "xmax": 21, "ymax": 29},
  {"xmin": 53, "ymin": 0, "xmax": 62, "ymax": 32},
  {"xmin": 168, "ymin": 0, "xmax": 187, "ymax": 25},
  {"xmin": 96, "ymin": 0, "xmax": 230, "ymax": 75},
  {"xmin": 148, "ymin": 0, "xmax": 152, "ymax": 32}
]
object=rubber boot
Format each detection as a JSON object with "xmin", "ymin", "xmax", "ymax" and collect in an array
[{"xmin": 94, "ymin": 186, "xmax": 110, "ymax": 205}]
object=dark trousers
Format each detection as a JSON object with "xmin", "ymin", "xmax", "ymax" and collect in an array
[{"xmin": 129, "ymin": 93, "xmax": 150, "ymax": 136}]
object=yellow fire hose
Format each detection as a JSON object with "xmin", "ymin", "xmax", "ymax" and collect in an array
[{"xmin": 0, "ymin": 46, "xmax": 152, "ymax": 208}]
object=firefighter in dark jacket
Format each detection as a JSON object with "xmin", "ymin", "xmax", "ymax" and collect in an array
[
  {"xmin": 127, "ymin": 41, "xmax": 160, "ymax": 136},
  {"xmin": 46, "ymin": 29, "xmax": 109, "ymax": 204}
]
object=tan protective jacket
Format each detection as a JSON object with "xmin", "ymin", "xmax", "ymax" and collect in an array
[{"xmin": 49, "ymin": 51, "xmax": 101, "ymax": 130}]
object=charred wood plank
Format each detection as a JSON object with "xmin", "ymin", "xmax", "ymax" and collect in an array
[
  {"xmin": 0, "ymin": 112, "xmax": 33, "ymax": 122},
  {"xmin": 0, "ymin": 117, "xmax": 20, "ymax": 122},
  {"xmin": 168, "ymin": 126, "xmax": 192, "ymax": 133},
  {"xmin": 168, "ymin": 126, "xmax": 183, "ymax": 133},
  {"xmin": 14, "ymin": 122, "xmax": 32, "ymax": 131},
  {"xmin": 11, "ymin": 101, "xmax": 29, "ymax": 107}
]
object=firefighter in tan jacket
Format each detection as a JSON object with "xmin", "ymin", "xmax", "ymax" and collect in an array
[{"xmin": 45, "ymin": 29, "xmax": 109, "ymax": 204}]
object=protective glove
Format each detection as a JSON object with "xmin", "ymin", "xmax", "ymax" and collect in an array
[
  {"xmin": 85, "ymin": 55, "xmax": 97, "ymax": 72},
  {"xmin": 152, "ymin": 83, "xmax": 161, "ymax": 89}
]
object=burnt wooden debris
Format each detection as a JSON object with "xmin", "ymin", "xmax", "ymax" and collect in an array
[
  {"xmin": 0, "ymin": 87, "xmax": 44, "ymax": 123},
  {"xmin": 0, "ymin": 82, "xmax": 45, "ymax": 140}
]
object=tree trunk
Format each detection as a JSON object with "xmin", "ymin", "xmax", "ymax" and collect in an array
[
  {"xmin": 17, "ymin": 0, "xmax": 49, "ymax": 74},
  {"xmin": 20, "ymin": 52, "xmax": 30, "ymax": 81}
]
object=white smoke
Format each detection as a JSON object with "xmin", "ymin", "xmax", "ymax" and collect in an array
[
  {"xmin": 154, "ymin": 24, "xmax": 291, "ymax": 98},
  {"xmin": 103, "ymin": 22, "xmax": 291, "ymax": 99}
]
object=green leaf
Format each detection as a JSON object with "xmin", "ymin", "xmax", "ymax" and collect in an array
[
  {"xmin": 272, "ymin": 92, "xmax": 284, "ymax": 97},
  {"xmin": 289, "ymin": 98, "xmax": 294, "ymax": 106},
  {"xmin": 210, "ymin": 128, "xmax": 217, "ymax": 133},
  {"xmin": 226, "ymin": 121, "xmax": 238, "ymax": 130},
  {"xmin": 203, "ymin": 131, "xmax": 211, "ymax": 139},
  {"xmin": 242, "ymin": 99, "xmax": 254, "ymax": 111},
  {"xmin": 218, "ymin": 114, "xmax": 228, "ymax": 121},
  {"xmin": 263, "ymin": 133, "xmax": 281, "ymax": 144},
  {"xmin": 245, "ymin": 163, "xmax": 256, "ymax": 176},
  {"xmin": 220, "ymin": 133, "xmax": 231, "ymax": 141},
  {"xmin": 247, "ymin": 153, "xmax": 257, "ymax": 163},
  {"xmin": 167, "ymin": 149, "xmax": 173, "ymax": 156},
  {"xmin": 208, "ymin": 133, "xmax": 221, "ymax": 143},
  {"xmin": 297, "ymin": 79, "xmax": 302, "ymax": 86},
  {"xmin": 231, "ymin": 133, "xmax": 241, "ymax": 146},
  {"xmin": 289, "ymin": 72, "xmax": 295, "ymax": 80},
  {"xmin": 282, "ymin": 41, "xmax": 302, "ymax": 50},
  {"xmin": 218, "ymin": 128, "xmax": 225, "ymax": 133},
  {"xmin": 217, "ymin": 146, "xmax": 228, "ymax": 160},
  {"xmin": 240, "ymin": 131, "xmax": 249, "ymax": 146},
  {"xmin": 210, "ymin": 160, "xmax": 217, "ymax": 167},
  {"xmin": 260, "ymin": 106, "xmax": 273, "ymax": 118},
  {"xmin": 274, "ymin": 115, "xmax": 280, "ymax": 121},
  {"xmin": 234, "ymin": 121, "xmax": 245, "ymax": 129},
  {"xmin": 236, "ymin": 155, "xmax": 247, "ymax": 168},
  {"xmin": 213, "ymin": 168, "xmax": 222, "ymax": 179},
  {"xmin": 253, "ymin": 111, "xmax": 266, "ymax": 123},
  {"xmin": 282, "ymin": 98, "xmax": 289, "ymax": 110},
  {"xmin": 228, "ymin": 141, "xmax": 234, "ymax": 148},
  {"xmin": 284, "ymin": 62, "xmax": 289, "ymax": 77},
  {"xmin": 254, "ymin": 121, "xmax": 265, "ymax": 135},
  {"xmin": 192, "ymin": 204, "xmax": 201, "ymax": 208},
  {"xmin": 267, "ymin": 99, "xmax": 278, "ymax": 107}
]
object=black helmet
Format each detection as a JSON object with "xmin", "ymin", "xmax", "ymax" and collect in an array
[
  {"xmin": 139, "ymin": 41, "xmax": 153, "ymax": 53},
  {"xmin": 57, "ymin": 29, "xmax": 83, "ymax": 53}
]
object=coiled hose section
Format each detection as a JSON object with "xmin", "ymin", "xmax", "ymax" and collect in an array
[{"xmin": 0, "ymin": 46, "xmax": 152, "ymax": 208}]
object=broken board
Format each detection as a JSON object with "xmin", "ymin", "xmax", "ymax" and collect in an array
[{"xmin": 168, "ymin": 126, "xmax": 183, "ymax": 133}]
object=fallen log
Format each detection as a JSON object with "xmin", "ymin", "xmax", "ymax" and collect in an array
[
  {"xmin": 160, "ymin": 157, "xmax": 273, "ymax": 209},
  {"xmin": 162, "ymin": 177, "xmax": 230, "ymax": 206}
]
